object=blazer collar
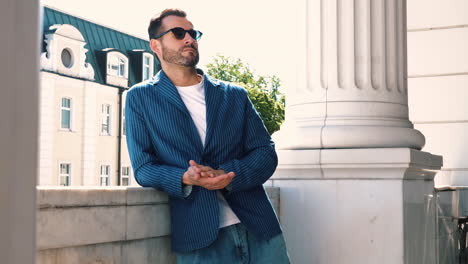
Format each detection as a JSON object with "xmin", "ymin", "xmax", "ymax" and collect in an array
[
  {"xmin": 149, "ymin": 68, "xmax": 223, "ymax": 151},
  {"xmin": 149, "ymin": 69, "xmax": 211, "ymax": 114},
  {"xmin": 149, "ymin": 70, "xmax": 187, "ymax": 115}
]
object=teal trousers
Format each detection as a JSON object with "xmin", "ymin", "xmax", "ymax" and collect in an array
[{"xmin": 176, "ymin": 223, "xmax": 290, "ymax": 264}]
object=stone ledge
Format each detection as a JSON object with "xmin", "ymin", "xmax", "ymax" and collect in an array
[
  {"xmin": 37, "ymin": 186, "xmax": 278, "ymax": 207},
  {"xmin": 126, "ymin": 187, "xmax": 169, "ymax": 205},
  {"xmin": 36, "ymin": 186, "xmax": 169, "ymax": 208},
  {"xmin": 37, "ymin": 186, "xmax": 280, "ymax": 250},
  {"xmin": 37, "ymin": 236, "xmax": 176, "ymax": 264},
  {"xmin": 37, "ymin": 206, "xmax": 127, "ymax": 250},
  {"xmin": 37, "ymin": 186, "xmax": 128, "ymax": 208}
]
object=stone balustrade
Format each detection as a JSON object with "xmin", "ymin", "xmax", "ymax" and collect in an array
[{"xmin": 36, "ymin": 186, "xmax": 280, "ymax": 264}]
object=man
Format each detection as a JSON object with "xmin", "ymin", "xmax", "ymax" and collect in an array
[{"xmin": 125, "ymin": 8, "xmax": 289, "ymax": 263}]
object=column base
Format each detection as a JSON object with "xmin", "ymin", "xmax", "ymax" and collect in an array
[
  {"xmin": 273, "ymin": 123, "xmax": 426, "ymax": 150},
  {"xmin": 271, "ymin": 148, "xmax": 442, "ymax": 264}
]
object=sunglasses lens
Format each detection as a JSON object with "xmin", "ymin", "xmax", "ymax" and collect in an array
[
  {"xmin": 187, "ymin": 30, "xmax": 198, "ymax": 40},
  {"xmin": 169, "ymin": 28, "xmax": 202, "ymax": 40},
  {"xmin": 172, "ymin": 28, "xmax": 186, "ymax": 39},
  {"xmin": 194, "ymin": 30, "xmax": 202, "ymax": 40}
]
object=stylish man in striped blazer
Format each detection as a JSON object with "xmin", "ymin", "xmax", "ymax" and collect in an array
[{"xmin": 125, "ymin": 9, "xmax": 289, "ymax": 263}]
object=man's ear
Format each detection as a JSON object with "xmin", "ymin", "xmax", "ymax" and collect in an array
[{"xmin": 150, "ymin": 39, "xmax": 161, "ymax": 58}]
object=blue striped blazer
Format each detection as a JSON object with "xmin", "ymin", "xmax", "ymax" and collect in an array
[{"xmin": 125, "ymin": 69, "xmax": 282, "ymax": 253}]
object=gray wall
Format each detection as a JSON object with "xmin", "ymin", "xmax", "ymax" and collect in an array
[{"xmin": 0, "ymin": 0, "xmax": 39, "ymax": 263}]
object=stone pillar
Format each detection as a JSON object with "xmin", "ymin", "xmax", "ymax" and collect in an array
[
  {"xmin": 272, "ymin": 148, "xmax": 442, "ymax": 263},
  {"xmin": 0, "ymin": 0, "xmax": 39, "ymax": 263},
  {"xmin": 273, "ymin": 0, "xmax": 425, "ymax": 149},
  {"xmin": 271, "ymin": 1, "xmax": 443, "ymax": 263}
]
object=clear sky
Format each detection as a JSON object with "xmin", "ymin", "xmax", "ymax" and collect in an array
[{"xmin": 41, "ymin": 0, "xmax": 300, "ymax": 92}]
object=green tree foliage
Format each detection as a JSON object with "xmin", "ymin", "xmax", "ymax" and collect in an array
[{"xmin": 206, "ymin": 55, "xmax": 285, "ymax": 135}]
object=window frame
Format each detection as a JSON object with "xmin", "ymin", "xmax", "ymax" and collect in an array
[
  {"xmin": 58, "ymin": 162, "xmax": 71, "ymax": 186},
  {"xmin": 100, "ymin": 103, "xmax": 112, "ymax": 136},
  {"xmin": 60, "ymin": 97, "xmax": 73, "ymax": 131},
  {"xmin": 122, "ymin": 107, "xmax": 126, "ymax": 136},
  {"xmin": 121, "ymin": 166, "xmax": 131, "ymax": 186},
  {"xmin": 61, "ymin": 48, "xmax": 74, "ymax": 69},
  {"xmin": 142, "ymin": 53, "xmax": 154, "ymax": 81},
  {"xmin": 99, "ymin": 164, "xmax": 111, "ymax": 186},
  {"xmin": 106, "ymin": 52, "xmax": 128, "ymax": 79}
]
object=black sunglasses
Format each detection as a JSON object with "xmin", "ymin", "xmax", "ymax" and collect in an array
[{"xmin": 153, "ymin": 27, "xmax": 203, "ymax": 41}]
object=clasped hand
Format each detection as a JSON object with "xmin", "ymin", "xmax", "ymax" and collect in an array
[{"xmin": 182, "ymin": 160, "xmax": 235, "ymax": 190}]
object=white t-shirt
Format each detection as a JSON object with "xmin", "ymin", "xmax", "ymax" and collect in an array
[{"xmin": 176, "ymin": 76, "xmax": 241, "ymax": 228}]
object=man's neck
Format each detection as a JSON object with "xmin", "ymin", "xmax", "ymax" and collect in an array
[{"xmin": 162, "ymin": 64, "xmax": 200, "ymax": 87}]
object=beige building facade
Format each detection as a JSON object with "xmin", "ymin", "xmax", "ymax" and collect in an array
[{"xmin": 39, "ymin": 6, "xmax": 157, "ymax": 187}]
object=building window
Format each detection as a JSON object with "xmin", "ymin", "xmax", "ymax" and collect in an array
[
  {"xmin": 60, "ymin": 97, "xmax": 72, "ymax": 130},
  {"xmin": 100, "ymin": 165, "xmax": 110, "ymax": 186},
  {"xmin": 121, "ymin": 166, "xmax": 130, "ymax": 186},
  {"xmin": 122, "ymin": 107, "xmax": 126, "ymax": 136},
  {"xmin": 108, "ymin": 55, "xmax": 126, "ymax": 78},
  {"xmin": 101, "ymin": 104, "xmax": 111, "ymax": 135},
  {"xmin": 59, "ymin": 163, "xmax": 71, "ymax": 186},
  {"xmin": 61, "ymin": 48, "xmax": 74, "ymax": 68},
  {"xmin": 142, "ymin": 54, "xmax": 153, "ymax": 81},
  {"xmin": 117, "ymin": 57, "xmax": 125, "ymax": 77}
]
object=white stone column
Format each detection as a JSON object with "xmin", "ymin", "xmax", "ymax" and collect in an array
[
  {"xmin": 271, "ymin": 1, "xmax": 444, "ymax": 263},
  {"xmin": 274, "ymin": 0, "xmax": 425, "ymax": 149},
  {"xmin": 0, "ymin": 0, "xmax": 39, "ymax": 263}
]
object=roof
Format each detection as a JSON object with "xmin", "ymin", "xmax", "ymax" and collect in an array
[{"xmin": 41, "ymin": 6, "xmax": 160, "ymax": 87}]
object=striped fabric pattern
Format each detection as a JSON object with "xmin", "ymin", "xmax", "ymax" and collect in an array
[{"xmin": 125, "ymin": 69, "xmax": 282, "ymax": 253}]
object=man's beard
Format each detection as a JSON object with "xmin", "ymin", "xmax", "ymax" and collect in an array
[{"xmin": 161, "ymin": 43, "xmax": 199, "ymax": 67}]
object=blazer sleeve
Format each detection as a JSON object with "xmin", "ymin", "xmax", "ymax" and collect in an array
[
  {"xmin": 125, "ymin": 89, "xmax": 189, "ymax": 199},
  {"xmin": 218, "ymin": 90, "xmax": 278, "ymax": 194}
]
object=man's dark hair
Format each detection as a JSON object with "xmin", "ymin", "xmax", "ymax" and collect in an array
[{"xmin": 148, "ymin": 9, "xmax": 187, "ymax": 40}]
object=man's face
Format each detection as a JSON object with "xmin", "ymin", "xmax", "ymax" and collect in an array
[{"xmin": 153, "ymin": 15, "xmax": 199, "ymax": 67}]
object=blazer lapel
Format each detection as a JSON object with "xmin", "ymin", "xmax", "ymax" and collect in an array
[
  {"xmin": 150, "ymin": 70, "xmax": 222, "ymax": 153},
  {"xmin": 151, "ymin": 71, "xmax": 191, "ymax": 118},
  {"xmin": 204, "ymin": 75, "xmax": 223, "ymax": 150},
  {"xmin": 151, "ymin": 70, "xmax": 205, "ymax": 152}
]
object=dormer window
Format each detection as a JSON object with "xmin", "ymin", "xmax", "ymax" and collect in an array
[
  {"xmin": 105, "ymin": 50, "xmax": 129, "ymax": 87},
  {"xmin": 142, "ymin": 53, "xmax": 154, "ymax": 81},
  {"xmin": 107, "ymin": 54, "xmax": 127, "ymax": 78},
  {"xmin": 40, "ymin": 24, "xmax": 95, "ymax": 80}
]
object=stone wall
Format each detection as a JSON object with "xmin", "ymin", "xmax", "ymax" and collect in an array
[
  {"xmin": 407, "ymin": 0, "xmax": 468, "ymax": 187},
  {"xmin": 36, "ymin": 186, "xmax": 280, "ymax": 264}
]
